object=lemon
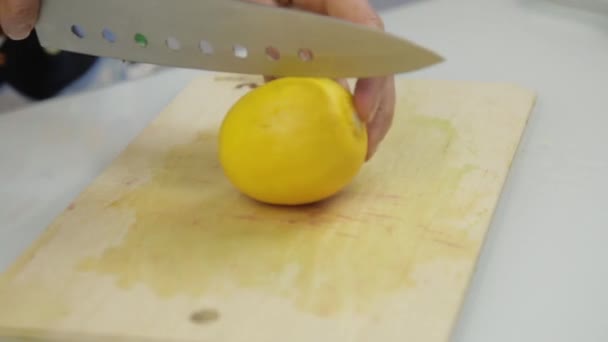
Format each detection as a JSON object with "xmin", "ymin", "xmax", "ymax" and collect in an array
[{"xmin": 218, "ymin": 77, "xmax": 367, "ymax": 205}]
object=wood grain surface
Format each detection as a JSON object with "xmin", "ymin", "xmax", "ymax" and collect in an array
[{"xmin": 0, "ymin": 74, "xmax": 536, "ymax": 342}]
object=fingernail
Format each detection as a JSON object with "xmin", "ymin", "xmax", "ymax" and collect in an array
[
  {"xmin": 365, "ymin": 144, "xmax": 377, "ymax": 162},
  {"xmin": 355, "ymin": 78, "xmax": 385, "ymax": 123},
  {"xmin": 367, "ymin": 97, "xmax": 381, "ymax": 123},
  {"xmin": 367, "ymin": 136, "xmax": 386, "ymax": 161},
  {"xmin": 7, "ymin": 23, "xmax": 33, "ymax": 40}
]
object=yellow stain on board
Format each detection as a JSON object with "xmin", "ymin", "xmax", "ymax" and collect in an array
[
  {"xmin": 0, "ymin": 217, "xmax": 73, "ymax": 330},
  {"xmin": 77, "ymin": 111, "xmax": 480, "ymax": 316}
]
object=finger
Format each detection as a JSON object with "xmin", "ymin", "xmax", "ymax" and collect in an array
[
  {"xmin": 244, "ymin": 0, "xmax": 283, "ymax": 82},
  {"xmin": 288, "ymin": 0, "xmax": 388, "ymax": 123},
  {"xmin": 365, "ymin": 76, "xmax": 395, "ymax": 161},
  {"xmin": 290, "ymin": 0, "xmax": 384, "ymax": 30},
  {"xmin": 321, "ymin": 0, "xmax": 388, "ymax": 123},
  {"xmin": 251, "ymin": 0, "xmax": 366, "ymax": 96},
  {"xmin": 354, "ymin": 77, "xmax": 386, "ymax": 123},
  {"xmin": 0, "ymin": 0, "xmax": 39, "ymax": 40}
]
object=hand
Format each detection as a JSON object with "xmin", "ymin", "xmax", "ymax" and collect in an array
[
  {"xmin": 248, "ymin": 0, "xmax": 395, "ymax": 161},
  {"xmin": 0, "ymin": 0, "xmax": 39, "ymax": 40}
]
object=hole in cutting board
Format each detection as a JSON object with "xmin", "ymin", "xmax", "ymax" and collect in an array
[
  {"xmin": 265, "ymin": 46, "xmax": 280, "ymax": 61},
  {"xmin": 200, "ymin": 40, "xmax": 214, "ymax": 55},
  {"xmin": 70, "ymin": 24, "xmax": 85, "ymax": 38},
  {"xmin": 233, "ymin": 44, "xmax": 248, "ymax": 59},
  {"xmin": 166, "ymin": 36, "xmax": 181, "ymax": 50},
  {"xmin": 190, "ymin": 309, "xmax": 220, "ymax": 324},
  {"xmin": 102, "ymin": 28, "xmax": 117, "ymax": 43}
]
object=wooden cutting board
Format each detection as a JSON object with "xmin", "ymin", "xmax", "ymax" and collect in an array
[{"xmin": 0, "ymin": 74, "xmax": 536, "ymax": 342}]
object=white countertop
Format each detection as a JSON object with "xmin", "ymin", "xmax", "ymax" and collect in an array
[{"xmin": 1, "ymin": 0, "xmax": 607, "ymax": 341}]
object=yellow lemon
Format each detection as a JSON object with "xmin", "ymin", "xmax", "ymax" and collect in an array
[{"xmin": 218, "ymin": 77, "xmax": 368, "ymax": 206}]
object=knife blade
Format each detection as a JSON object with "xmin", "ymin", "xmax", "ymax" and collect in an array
[{"xmin": 35, "ymin": 0, "xmax": 444, "ymax": 78}]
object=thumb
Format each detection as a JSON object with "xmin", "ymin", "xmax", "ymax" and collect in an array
[{"xmin": 0, "ymin": 0, "xmax": 40, "ymax": 40}]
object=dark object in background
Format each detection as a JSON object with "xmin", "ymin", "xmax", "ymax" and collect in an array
[{"xmin": 0, "ymin": 30, "xmax": 98, "ymax": 100}]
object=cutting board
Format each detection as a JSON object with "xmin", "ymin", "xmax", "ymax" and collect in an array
[{"xmin": 0, "ymin": 74, "xmax": 536, "ymax": 342}]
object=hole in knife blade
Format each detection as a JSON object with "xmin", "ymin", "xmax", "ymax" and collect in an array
[
  {"xmin": 134, "ymin": 33, "xmax": 148, "ymax": 48},
  {"xmin": 166, "ymin": 36, "xmax": 181, "ymax": 50},
  {"xmin": 298, "ymin": 48, "xmax": 314, "ymax": 62},
  {"xmin": 233, "ymin": 44, "xmax": 248, "ymax": 59},
  {"xmin": 102, "ymin": 28, "xmax": 116, "ymax": 43},
  {"xmin": 265, "ymin": 46, "xmax": 280, "ymax": 61},
  {"xmin": 199, "ymin": 40, "xmax": 214, "ymax": 55},
  {"xmin": 70, "ymin": 25, "xmax": 85, "ymax": 38}
]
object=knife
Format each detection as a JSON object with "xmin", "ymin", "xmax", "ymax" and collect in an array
[{"xmin": 34, "ymin": 0, "xmax": 444, "ymax": 78}]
